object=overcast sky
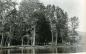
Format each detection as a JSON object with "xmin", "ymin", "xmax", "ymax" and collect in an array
[
  {"xmin": 40, "ymin": 0, "xmax": 84, "ymax": 17},
  {"xmin": 17, "ymin": 0, "xmax": 85, "ymax": 32}
]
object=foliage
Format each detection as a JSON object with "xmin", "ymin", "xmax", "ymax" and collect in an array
[{"xmin": 0, "ymin": 0, "xmax": 79, "ymax": 46}]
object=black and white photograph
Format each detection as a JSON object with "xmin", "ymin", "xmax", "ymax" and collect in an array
[{"xmin": 0, "ymin": 0, "xmax": 86, "ymax": 54}]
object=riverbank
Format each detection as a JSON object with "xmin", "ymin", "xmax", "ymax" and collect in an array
[{"xmin": 0, "ymin": 45, "xmax": 81, "ymax": 49}]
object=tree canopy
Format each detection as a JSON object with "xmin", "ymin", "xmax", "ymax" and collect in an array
[{"xmin": 0, "ymin": 0, "xmax": 79, "ymax": 46}]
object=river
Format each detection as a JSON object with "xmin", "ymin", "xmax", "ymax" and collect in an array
[{"xmin": 0, "ymin": 46, "xmax": 85, "ymax": 54}]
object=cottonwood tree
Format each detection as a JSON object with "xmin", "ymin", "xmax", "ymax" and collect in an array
[{"xmin": 19, "ymin": 0, "xmax": 44, "ymax": 46}]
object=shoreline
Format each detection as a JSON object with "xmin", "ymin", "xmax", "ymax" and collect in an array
[{"xmin": 0, "ymin": 45, "xmax": 81, "ymax": 49}]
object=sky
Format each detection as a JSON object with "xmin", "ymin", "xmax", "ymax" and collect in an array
[{"xmin": 16, "ymin": 0, "xmax": 86, "ymax": 32}]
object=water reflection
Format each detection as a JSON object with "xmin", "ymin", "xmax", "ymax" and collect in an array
[{"xmin": 0, "ymin": 46, "xmax": 83, "ymax": 54}]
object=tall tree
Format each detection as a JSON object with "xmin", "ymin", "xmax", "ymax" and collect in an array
[
  {"xmin": 55, "ymin": 7, "xmax": 68, "ymax": 44},
  {"xmin": 19, "ymin": 0, "xmax": 44, "ymax": 46},
  {"xmin": 35, "ymin": 11, "xmax": 51, "ymax": 45},
  {"xmin": 0, "ymin": 0, "xmax": 17, "ymax": 46},
  {"xmin": 45, "ymin": 5, "xmax": 56, "ymax": 45}
]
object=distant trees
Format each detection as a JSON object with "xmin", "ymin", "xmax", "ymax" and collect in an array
[
  {"xmin": 68, "ymin": 16, "xmax": 79, "ymax": 44},
  {"xmin": 70, "ymin": 17, "xmax": 79, "ymax": 35}
]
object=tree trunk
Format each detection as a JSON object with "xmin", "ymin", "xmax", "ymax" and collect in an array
[
  {"xmin": 55, "ymin": 31, "xmax": 57, "ymax": 45},
  {"xmin": 1, "ymin": 33, "xmax": 4, "ymax": 46},
  {"xmin": 8, "ymin": 26, "xmax": 11, "ymax": 47},
  {"xmin": 5, "ymin": 37, "xmax": 8, "ymax": 46},
  {"xmin": 22, "ymin": 38, "xmax": 23, "ymax": 46},
  {"xmin": 51, "ymin": 31, "xmax": 54, "ymax": 45},
  {"xmin": 60, "ymin": 30, "xmax": 63, "ymax": 44},
  {"xmin": 32, "ymin": 26, "xmax": 36, "ymax": 46},
  {"xmin": 57, "ymin": 28, "xmax": 62, "ymax": 44},
  {"xmin": 8, "ymin": 42, "xmax": 10, "ymax": 47}
]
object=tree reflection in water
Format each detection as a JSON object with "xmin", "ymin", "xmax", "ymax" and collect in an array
[{"xmin": 0, "ymin": 46, "xmax": 83, "ymax": 54}]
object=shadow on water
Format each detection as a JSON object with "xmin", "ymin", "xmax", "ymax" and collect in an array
[{"xmin": 0, "ymin": 46, "xmax": 83, "ymax": 54}]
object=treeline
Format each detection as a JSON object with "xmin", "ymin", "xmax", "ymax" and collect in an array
[{"xmin": 0, "ymin": 0, "xmax": 79, "ymax": 46}]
